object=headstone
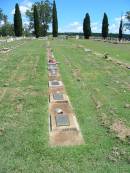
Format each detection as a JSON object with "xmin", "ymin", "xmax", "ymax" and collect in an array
[
  {"xmin": 55, "ymin": 114, "xmax": 70, "ymax": 126},
  {"xmin": 53, "ymin": 93, "xmax": 64, "ymax": 100},
  {"xmin": 76, "ymin": 35, "xmax": 79, "ymax": 40}
]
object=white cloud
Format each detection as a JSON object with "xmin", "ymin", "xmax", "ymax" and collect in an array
[
  {"xmin": 59, "ymin": 14, "xmax": 130, "ymax": 34},
  {"xmin": 59, "ymin": 21, "xmax": 83, "ymax": 32},
  {"xmin": 59, "ymin": 21, "xmax": 102, "ymax": 33},
  {"xmin": 91, "ymin": 22, "xmax": 101, "ymax": 33},
  {"xmin": 110, "ymin": 15, "xmax": 130, "ymax": 34},
  {"xmin": 0, "ymin": 20, "xmax": 5, "ymax": 26},
  {"xmin": 11, "ymin": 0, "xmax": 32, "ymax": 28},
  {"xmin": 12, "ymin": 0, "xmax": 32, "ymax": 16}
]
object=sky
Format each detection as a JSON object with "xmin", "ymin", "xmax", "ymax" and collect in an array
[{"xmin": 0, "ymin": 0, "xmax": 130, "ymax": 33}]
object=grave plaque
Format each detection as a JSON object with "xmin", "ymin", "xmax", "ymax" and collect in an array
[
  {"xmin": 53, "ymin": 93, "xmax": 64, "ymax": 100},
  {"xmin": 50, "ymin": 70, "xmax": 57, "ymax": 75},
  {"xmin": 51, "ymin": 81, "xmax": 60, "ymax": 86},
  {"xmin": 48, "ymin": 64, "xmax": 57, "ymax": 70},
  {"xmin": 55, "ymin": 114, "xmax": 70, "ymax": 126}
]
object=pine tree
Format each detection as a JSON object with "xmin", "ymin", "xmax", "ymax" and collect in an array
[
  {"xmin": 34, "ymin": 5, "xmax": 40, "ymax": 38},
  {"xmin": 118, "ymin": 19, "xmax": 123, "ymax": 41},
  {"xmin": 52, "ymin": 0, "xmax": 58, "ymax": 37},
  {"xmin": 14, "ymin": 3, "xmax": 23, "ymax": 37},
  {"xmin": 83, "ymin": 13, "xmax": 91, "ymax": 39},
  {"xmin": 102, "ymin": 13, "xmax": 109, "ymax": 39}
]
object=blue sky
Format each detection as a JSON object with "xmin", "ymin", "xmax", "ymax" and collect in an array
[{"xmin": 0, "ymin": 0, "xmax": 130, "ymax": 33}]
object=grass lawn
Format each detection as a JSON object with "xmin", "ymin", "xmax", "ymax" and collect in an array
[
  {"xmin": 0, "ymin": 39, "xmax": 130, "ymax": 173},
  {"xmin": 0, "ymin": 39, "xmax": 27, "ymax": 50}
]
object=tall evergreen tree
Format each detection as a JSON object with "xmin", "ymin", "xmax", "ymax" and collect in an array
[
  {"xmin": 52, "ymin": 0, "xmax": 58, "ymax": 37},
  {"xmin": 83, "ymin": 13, "xmax": 91, "ymax": 39},
  {"xmin": 102, "ymin": 13, "xmax": 109, "ymax": 39},
  {"xmin": 33, "ymin": 5, "xmax": 40, "ymax": 38},
  {"xmin": 118, "ymin": 19, "xmax": 123, "ymax": 41},
  {"xmin": 14, "ymin": 3, "xmax": 23, "ymax": 37}
]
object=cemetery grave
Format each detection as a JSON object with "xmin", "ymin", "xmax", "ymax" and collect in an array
[
  {"xmin": 49, "ymin": 80, "xmax": 63, "ymax": 88},
  {"xmin": 47, "ymin": 47, "xmax": 84, "ymax": 146},
  {"xmin": 0, "ymin": 47, "xmax": 11, "ymax": 53}
]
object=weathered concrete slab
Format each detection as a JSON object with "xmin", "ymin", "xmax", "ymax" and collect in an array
[{"xmin": 49, "ymin": 80, "xmax": 63, "ymax": 88}]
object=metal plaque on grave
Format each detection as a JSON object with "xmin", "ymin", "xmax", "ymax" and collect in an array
[
  {"xmin": 55, "ymin": 114, "xmax": 70, "ymax": 126},
  {"xmin": 51, "ymin": 81, "xmax": 60, "ymax": 86},
  {"xmin": 48, "ymin": 64, "xmax": 57, "ymax": 70},
  {"xmin": 50, "ymin": 70, "xmax": 57, "ymax": 76},
  {"xmin": 53, "ymin": 93, "xmax": 64, "ymax": 100}
]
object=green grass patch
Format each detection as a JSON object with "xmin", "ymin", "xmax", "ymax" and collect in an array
[{"xmin": 0, "ymin": 39, "xmax": 130, "ymax": 173}]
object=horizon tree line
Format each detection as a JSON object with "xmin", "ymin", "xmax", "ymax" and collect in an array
[
  {"xmin": 83, "ymin": 12, "xmax": 125, "ymax": 41},
  {"xmin": 13, "ymin": 0, "xmax": 58, "ymax": 38},
  {"xmin": 0, "ymin": 0, "xmax": 129, "ymax": 40}
]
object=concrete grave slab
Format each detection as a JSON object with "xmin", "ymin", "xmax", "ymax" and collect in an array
[
  {"xmin": 49, "ymin": 86, "xmax": 65, "ymax": 95},
  {"xmin": 48, "ymin": 69, "xmax": 61, "ymax": 81},
  {"xmin": 49, "ymin": 80, "xmax": 63, "ymax": 88},
  {"xmin": 49, "ymin": 102, "xmax": 77, "ymax": 131},
  {"xmin": 49, "ymin": 130, "xmax": 84, "ymax": 146}
]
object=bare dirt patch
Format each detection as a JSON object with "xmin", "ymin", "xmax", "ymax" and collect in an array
[
  {"xmin": 110, "ymin": 120, "xmax": 130, "ymax": 141},
  {"xmin": 0, "ymin": 128, "xmax": 5, "ymax": 136},
  {"xmin": 100, "ymin": 113, "xmax": 130, "ymax": 141},
  {"xmin": 108, "ymin": 147, "xmax": 127, "ymax": 162},
  {"xmin": 72, "ymin": 68, "xmax": 82, "ymax": 81}
]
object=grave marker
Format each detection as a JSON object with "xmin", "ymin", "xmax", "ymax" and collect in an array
[
  {"xmin": 55, "ymin": 114, "xmax": 70, "ymax": 126},
  {"xmin": 53, "ymin": 93, "xmax": 64, "ymax": 100},
  {"xmin": 49, "ymin": 80, "xmax": 63, "ymax": 87}
]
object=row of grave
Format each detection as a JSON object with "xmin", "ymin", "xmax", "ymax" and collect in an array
[{"xmin": 47, "ymin": 48, "xmax": 84, "ymax": 146}]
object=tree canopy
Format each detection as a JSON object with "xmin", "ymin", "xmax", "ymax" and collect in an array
[
  {"xmin": 26, "ymin": 0, "xmax": 52, "ymax": 36},
  {"xmin": 33, "ymin": 5, "xmax": 40, "ymax": 38},
  {"xmin": 83, "ymin": 13, "xmax": 91, "ymax": 39},
  {"xmin": 14, "ymin": 3, "xmax": 23, "ymax": 37},
  {"xmin": 118, "ymin": 19, "xmax": 123, "ymax": 41},
  {"xmin": 125, "ymin": 11, "xmax": 130, "ymax": 30},
  {"xmin": 52, "ymin": 0, "xmax": 58, "ymax": 37},
  {"xmin": 102, "ymin": 13, "xmax": 109, "ymax": 39}
]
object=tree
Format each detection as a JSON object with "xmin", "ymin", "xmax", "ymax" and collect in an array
[
  {"xmin": 102, "ymin": 13, "xmax": 109, "ymax": 39},
  {"xmin": 33, "ymin": 5, "xmax": 40, "ymax": 38},
  {"xmin": 0, "ymin": 23, "xmax": 14, "ymax": 36},
  {"xmin": 26, "ymin": 0, "xmax": 52, "ymax": 36},
  {"xmin": 52, "ymin": 0, "xmax": 58, "ymax": 37},
  {"xmin": 83, "ymin": 13, "xmax": 91, "ymax": 39},
  {"xmin": 14, "ymin": 3, "xmax": 23, "ymax": 37},
  {"xmin": 0, "ymin": 9, "xmax": 7, "ymax": 25},
  {"xmin": 118, "ymin": 19, "xmax": 123, "ymax": 41},
  {"xmin": 0, "ymin": 8, "xmax": 4, "ymax": 22},
  {"xmin": 125, "ymin": 11, "xmax": 130, "ymax": 30}
]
